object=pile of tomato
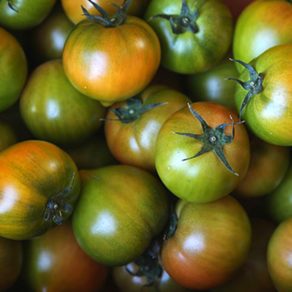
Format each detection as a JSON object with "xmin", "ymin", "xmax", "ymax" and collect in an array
[{"xmin": 1, "ymin": 0, "xmax": 292, "ymax": 291}]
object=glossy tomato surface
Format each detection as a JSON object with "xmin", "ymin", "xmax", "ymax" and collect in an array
[
  {"xmin": 105, "ymin": 85, "xmax": 190, "ymax": 172},
  {"xmin": 0, "ymin": 0, "xmax": 57, "ymax": 30},
  {"xmin": 233, "ymin": 137, "xmax": 290, "ymax": 198},
  {"xmin": 233, "ymin": 0, "xmax": 292, "ymax": 72},
  {"xmin": 63, "ymin": 15, "xmax": 161, "ymax": 106},
  {"xmin": 72, "ymin": 165, "xmax": 169, "ymax": 266},
  {"xmin": 61, "ymin": 0, "xmax": 150, "ymax": 24},
  {"xmin": 234, "ymin": 44, "xmax": 292, "ymax": 145},
  {"xmin": 268, "ymin": 216, "xmax": 292, "ymax": 292},
  {"xmin": 162, "ymin": 196, "xmax": 252, "ymax": 290},
  {"xmin": 0, "ymin": 27, "xmax": 27, "ymax": 112},
  {"xmin": 0, "ymin": 140, "xmax": 80, "ymax": 240},
  {"xmin": 23, "ymin": 220, "xmax": 109, "ymax": 292},
  {"xmin": 155, "ymin": 101, "xmax": 250, "ymax": 203},
  {"xmin": 144, "ymin": 0, "xmax": 233, "ymax": 74},
  {"xmin": 20, "ymin": 60, "xmax": 106, "ymax": 145},
  {"xmin": 0, "ymin": 236, "xmax": 22, "ymax": 292}
]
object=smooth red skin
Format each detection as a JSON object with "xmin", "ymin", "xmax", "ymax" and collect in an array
[
  {"xmin": 155, "ymin": 101, "xmax": 250, "ymax": 203},
  {"xmin": 212, "ymin": 219, "xmax": 277, "ymax": 292},
  {"xmin": 234, "ymin": 137, "xmax": 290, "ymax": 198},
  {"xmin": 105, "ymin": 85, "xmax": 190, "ymax": 172},
  {"xmin": 63, "ymin": 17, "xmax": 161, "ymax": 107},
  {"xmin": 0, "ymin": 140, "xmax": 80, "ymax": 240},
  {"xmin": 23, "ymin": 220, "xmax": 109, "ymax": 292},
  {"xmin": 268, "ymin": 216, "xmax": 292, "ymax": 292},
  {"xmin": 0, "ymin": 237, "xmax": 22, "ymax": 292},
  {"xmin": 0, "ymin": 27, "xmax": 27, "ymax": 112},
  {"xmin": 61, "ymin": 0, "xmax": 150, "ymax": 24},
  {"xmin": 222, "ymin": 0, "xmax": 254, "ymax": 20},
  {"xmin": 162, "ymin": 196, "xmax": 252, "ymax": 290}
]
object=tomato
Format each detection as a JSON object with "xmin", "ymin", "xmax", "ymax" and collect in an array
[
  {"xmin": 63, "ymin": 1, "xmax": 161, "ymax": 107},
  {"xmin": 233, "ymin": 0, "xmax": 292, "ymax": 73},
  {"xmin": 268, "ymin": 216, "xmax": 292, "ymax": 292},
  {"xmin": 155, "ymin": 102, "xmax": 250, "ymax": 203},
  {"xmin": 72, "ymin": 165, "xmax": 169, "ymax": 266},
  {"xmin": 0, "ymin": 27, "xmax": 27, "ymax": 112},
  {"xmin": 30, "ymin": 4, "xmax": 74, "ymax": 64},
  {"xmin": 0, "ymin": 0, "xmax": 57, "ymax": 30},
  {"xmin": 104, "ymin": 85, "xmax": 190, "ymax": 173},
  {"xmin": 144, "ymin": 0, "xmax": 233, "ymax": 74},
  {"xmin": 222, "ymin": 0, "xmax": 254, "ymax": 20},
  {"xmin": 212, "ymin": 219, "xmax": 276, "ymax": 292},
  {"xmin": 0, "ymin": 119, "xmax": 17, "ymax": 152},
  {"xmin": 161, "ymin": 196, "xmax": 251, "ymax": 290},
  {"xmin": 185, "ymin": 56, "xmax": 238, "ymax": 109},
  {"xmin": 0, "ymin": 140, "xmax": 80, "ymax": 240},
  {"xmin": 231, "ymin": 45, "xmax": 292, "ymax": 146},
  {"xmin": 0, "ymin": 236, "xmax": 22, "ymax": 292},
  {"xmin": 112, "ymin": 241, "xmax": 193, "ymax": 292},
  {"xmin": 63, "ymin": 134, "xmax": 117, "ymax": 170},
  {"xmin": 233, "ymin": 136, "xmax": 290, "ymax": 198},
  {"xmin": 20, "ymin": 60, "xmax": 106, "ymax": 145},
  {"xmin": 22, "ymin": 220, "xmax": 109, "ymax": 292},
  {"xmin": 264, "ymin": 161, "xmax": 292, "ymax": 224},
  {"xmin": 61, "ymin": 0, "xmax": 150, "ymax": 24}
]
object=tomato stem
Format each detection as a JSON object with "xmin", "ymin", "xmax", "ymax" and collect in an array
[
  {"xmin": 101, "ymin": 97, "xmax": 167, "ymax": 124},
  {"xmin": 173, "ymin": 104, "xmax": 244, "ymax": 176},
  {"xmin": 149, "ymin": 0, "xmax": 199, "ymax": 34},
  {"xmin": 81, "ymin": 0, "xmax": 131, "ymax": 27},
  {"xmin": 227, "ymin": 58, "xmax": 264, "ymax": 120}
]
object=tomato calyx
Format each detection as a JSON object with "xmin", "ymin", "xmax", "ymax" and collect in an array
[
  {"xmin": 81, "ymin": 0, "xmax": 131, "ymax": 27},
  {"xmin": 125, "ymin": 241, "xmax": 162, "ymax": 289},
  {"xmin": 163, "ymin": 213, "xmax": 178, "ymax": 240},
  {"xmin": 0, "ymin": 0, "xmax": 19, "ymax": 13},
  {"xmin": 173, "ymin": 103, "xmax": 244, "ymax": 176},
  {"xmin": 101, "ymin": 97, "xmax": 167, "ymax": 124},
  {"xmin": 149, "ymin": 0, "xmax": 199, "ymax": 34},
  {"xmin": 227, "ymin": 58, "xmax": 264, "ymax": 120},
  {"xmin": 43, "ymin": 172, "xmax": 75, "ymax": 225}
]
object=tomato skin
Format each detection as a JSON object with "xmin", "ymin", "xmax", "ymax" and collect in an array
[
  {"xmin": 185, "ymin": 57, "xmax": 238, "ymax": 109},
  {"xmin": 234, "ymin": 45, "xmax": 292, "ymax": 146},
  {"xmin": 0, "ymin": 140, "xmax": 81, "ymax": 240},
  {"xmin": 72, "ymin": 165, "xmax": 169, "ymax": 266},
  {"xmin": 23, "ymin": 220, "xmax": 109, "ymax": 292},
  {"xmin": 105, "ymin": 85, "xmax": 190, "ymax": 173},
  {"xmin": 155, "ymin": 101, "xmax": 250, "ymax": 203},
  {"xmin": 162, "ymin": 196, "xmax": 251, "ymax": 290},
  {"xmin": 222, "ymin": 0, "xmax": 254, "ymax": 20},
  {"xmin": 0, "ymin": 27, "xmax": 27, "ymax": 112},
  {"xmin": 61, "ymin": 0, "xmax": 150, "ymax": 24},
  {"xmin": 211, "ymin": 219, "xmax": 277, "ymax": 292},
  {"xmin": 0, "ymin": 237, "xmax": 22, "ymax": 292},
  {"xmin": 0, "ymin": 120, "xmax": 17, "ymax": 152},
  {"xmin": 233, "ymin": 0, "xmax": 292, "ymax": 73},
  {"xmin": 0, "ymin": 0, "xmax": 57, "ymax": 30},
  {"xmin": 20, "ymin": 60, "xmax": 106, "ymax": 145},
  {"xmin": 233, "ymin": 137, "xmax": 290, "ymax": 198},
  {"xmin": 63, "ymin": 17, "xmax": 161, "ymax": 107},
  {"xmin": 268, "ymin": 216, "xmax": 292, "ymax": 292},
  {"xmin": 30, "ymin": 5, "xmax": 74, "ymax": 64},
  {"xmin": 144, "ymin": 0, "xmax": 233, "ymax": 74}
]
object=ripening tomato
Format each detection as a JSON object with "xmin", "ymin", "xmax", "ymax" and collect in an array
[
  {"xmin": 0, "ymin": 140, "xmax": 81, "ymax": 240},
  {"xmin": 0, "ymin": 236, "xmax": 22, "ymax": 292},
  {"xmin": 61, "ymin": 0, "xmax": 150, "ymax": 24},
  {"xmin": 104, "ymin": 85, "xmax": 190, "ymax": 172},
  {"xmin": 0, "ymin": 0, "xmax": 57, "ymax": 30},
  {"xmin": 22, "ymin": 220, "xmax": 109, "ymax": 292},
  {"xmin": 155, "ymin": 101, "xmax": 250, "ymax": 203},
  {"xmin": 0, "ymin": 120, "xmax": 17, "ymax": 152},
  {"xmin": 72, "ymin": 165, "xmax": 169, "ymax": 266},
  {"xmin": 268, "ymin": 216, "xmax": 292, "ymax": 292},
  {"xmin": 20, "ymin": 60, "xmax": 106, "ymax": 145},
  {"xmin": 161, "ymin": 196, "xmax": 252, "ymax": 290},
  {"xmin": 63, "ymin": 0, "xmax": 161, "ymax": 107},
  {"xmin": 222, "ymin": 0, "xmax": 254, "ymax": 20},
  {"xmin": 0, "ymin": 27, "xmax": 27, "ymax": 112}
]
